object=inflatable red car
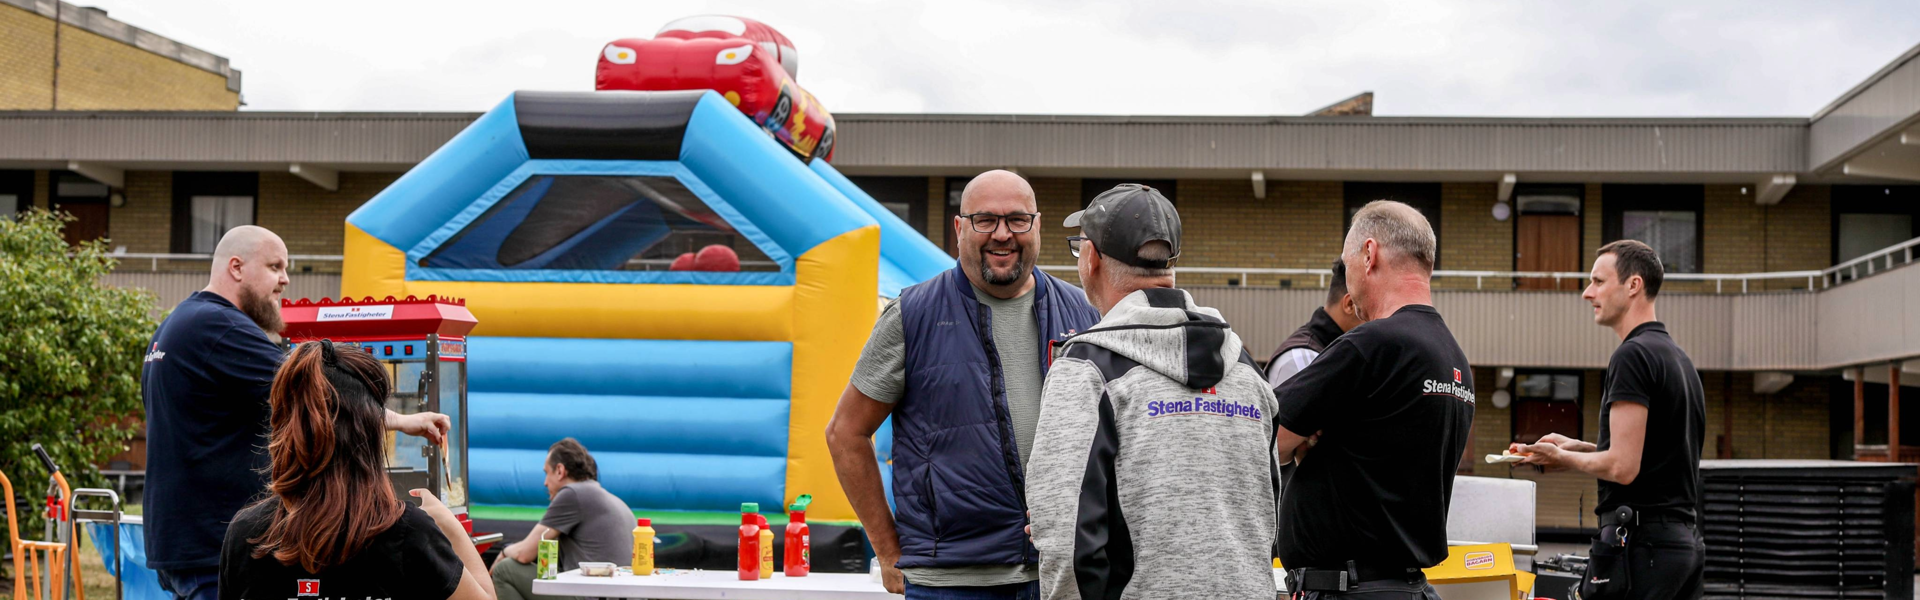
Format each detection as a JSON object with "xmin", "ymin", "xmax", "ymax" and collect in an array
[{"xmin": 597, "ymin": 16, "xmax": 835, "ymax": 162}]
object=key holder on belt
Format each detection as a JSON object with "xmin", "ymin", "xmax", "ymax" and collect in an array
[{"xmin": 1600, "ymin": 505, "xmax": 1635, "ymax": 548}]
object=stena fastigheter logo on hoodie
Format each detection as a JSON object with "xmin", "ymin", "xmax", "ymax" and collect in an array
[{"xmin": 1145, "ymin": 396, "xmax": 1264, "ymax": 421}]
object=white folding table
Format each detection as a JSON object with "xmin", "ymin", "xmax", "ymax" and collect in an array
[{"xmin": 532, "ymin": 569, "xmax": 903, "ymax": 600}]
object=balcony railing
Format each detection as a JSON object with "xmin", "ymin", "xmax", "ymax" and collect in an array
[
  {"xmin": 1037, "ymin": 265, "xmax": 1827, "ymax": 293},
  {"xmin": 105, "ymin": 252, "xmax": 779, "ymax": 272},
  {"xmin": 108, "ymin": 235, "xmax": 1920, "ymax": 293},
  {"xmin": 1037, "ymin": 235, "xmax": 1920, "ymax": 293}
]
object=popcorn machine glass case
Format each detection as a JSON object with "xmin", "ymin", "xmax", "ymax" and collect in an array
[{"xmin": 278, "ymin": 296, "xmax": 478, "ymax": 512}]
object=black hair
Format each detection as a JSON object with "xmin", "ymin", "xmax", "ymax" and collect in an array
[
  {"xmin": 1598, "ymin": 239, "xmax": 1665, "ymax": 299},
  {"xmin": 1325, "ymin": 258, "xmax": 1348, "ymax": 306}
]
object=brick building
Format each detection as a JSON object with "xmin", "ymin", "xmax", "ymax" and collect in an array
[
  {"xmin": 0, "ymin": 0, "xmax": 241, "ymax": 111},
  {"xmin": 2, "ymin": 17, "xmax": 1917, "ymax": 533}
]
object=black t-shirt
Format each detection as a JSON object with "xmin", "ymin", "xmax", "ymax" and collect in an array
[
  {"xmin": 142, "ymin": 291, "xmax": 286, "ymax": 569},
  {"xmin": 1272, "ymin": 305, "xmax": 1476, "ymax": 570},
  {"xmin": 220, "ymin": 501, "xmax": 465, "ymax": 600},
  {"xmin": 1596, "ymin": 322, "xmax": 1706, "ymax": 520}
]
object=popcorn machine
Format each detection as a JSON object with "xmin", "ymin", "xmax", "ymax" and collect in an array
[{"xmin": 279, "ymin": 295, "xmax": 501, "ymax": 549}]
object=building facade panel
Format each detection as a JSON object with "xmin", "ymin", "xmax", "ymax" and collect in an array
[
  {"xmin": 1817, "ymin": 263, "xmax": 1920, "ymax": 368},
  {"xmin": 0, "ymin": 113, "xmax": 475, "ymax": 165},
  {"xmin": 1728, "ymin": 291, "xmax": 1821, "ymax": 370},
  {"xmin": 831, "ymin": 116, "xmax": 1809, "ymax": 175},
  {"xmin": 1810, "ymin": 44, "xmax": 1920, "ymax": 171}
]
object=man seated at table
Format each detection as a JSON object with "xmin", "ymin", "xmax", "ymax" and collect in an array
[{"xmin": 491, "ymin": 438, "xmax": 636, "ymax": 600}]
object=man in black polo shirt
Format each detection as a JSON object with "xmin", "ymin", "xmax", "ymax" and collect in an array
[
  {"xmin": 142, "ymin": 226, "xmax": 450, "ymax": 600},
  {"xmin": 1272, "ymin": 201, "xmax": 1475, "ymax": 599},
  {"xmin": 1513, "ymin": 239, "xmax": 1706, "ymax": 600}
]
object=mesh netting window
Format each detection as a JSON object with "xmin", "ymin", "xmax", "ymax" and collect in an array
[{"xmin": 423, "ymin": 175, "xmax": 778, "ymax": 272}]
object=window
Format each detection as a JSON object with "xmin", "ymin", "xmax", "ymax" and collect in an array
[
  {"xmin": 1081, "ymin": 179, "xmax": 1176, "ymax": 207},
  {"xmin": 0, "ymin": 170, "xmax": 30, "ymax": 219},
  {"xmin": 1832, "ymin": 185, "xmax": 1920, "ymax": 266},
  {"xmin": 172, "ymin": 172, "xmax": 258, "ymax": 254},
  {"xmin": 1513, "ymin": 184, "xmax": 1582, "ymax": 216},
  {"xmin": 1343, "ymin": 182, "xmax": 1442, "ymax": 268},
  {"xmin": 1620, "ymin": 211, "xmax": 1698, "ymax": 273},
  {"xmin": 846, "ymin": 176, "xmax": 928, "ymax": 235},
  {"xmin": 1511, "ymin": 372, "xmax": 1581, "ymax": 444},
  {"xmin": 1601, "ymin": 185, "xmax": 1702, "ymax": 274},
  {"xmin": 191, "ymin": 196, "xmax": 254, "ymax": 254},
  {"xmin": 423, "ymin": 175, "xmax": 778, "ymax": 272}
]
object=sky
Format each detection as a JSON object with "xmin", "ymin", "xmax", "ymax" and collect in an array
[{"xmin": 81, "ymin": 0, "xmax": 1920, "ymax": 117}]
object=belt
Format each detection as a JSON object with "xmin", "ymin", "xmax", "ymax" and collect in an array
[
  {"xmin": 1286, "ymin": 561, "xmax": 1425, "ymax": 592},
  {"xmin": 1599, "ymin": 507, "xmax": 1694, "ymax": 527}
]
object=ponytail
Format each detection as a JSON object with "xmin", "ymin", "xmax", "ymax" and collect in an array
[{"xmin": 248, "ymin": 340, "xmax": 403, "ymax": 572}]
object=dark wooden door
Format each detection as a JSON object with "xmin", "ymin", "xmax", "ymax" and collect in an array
[
  {"xmin": 1517, "ymin": 214, "xmax": 1580, "ymax": 291},
  {"xmin": 57, "ymin": 200, "xmax": 109, "ymax": 246}
]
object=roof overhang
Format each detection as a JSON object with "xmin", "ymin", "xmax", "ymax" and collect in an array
[{"xmin": 1810, "ymin": 42, "xmax": 1920, "ymax": 180}]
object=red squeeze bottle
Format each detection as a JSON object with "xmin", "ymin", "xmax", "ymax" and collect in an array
[
  {"xmin": 785, "ymin": 495, "xmax": 813, "ymax": 577},
  {"xmin": 739, "ymin": 503, "xmax": 762, "ymax": 580}
]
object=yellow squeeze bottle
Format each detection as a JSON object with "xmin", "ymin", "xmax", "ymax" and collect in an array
[
  {"xmin": 757, "ymin": 512, "xmax": 774, "ymax": 579},
  {"xmin": 632, "ymin": 518, "xmax": 655, "ymax": 576}
]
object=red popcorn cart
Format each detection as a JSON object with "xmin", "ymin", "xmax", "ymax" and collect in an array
[{"xmin": 279, "ymin": 295, "xmax": 502, "ymax": 550}]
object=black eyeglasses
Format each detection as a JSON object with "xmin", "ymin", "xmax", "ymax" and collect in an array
[
  {"xmin": 1067, "ymin": 236, "xmax": 1087, "ymax": 258},
  {"xmin": 960, "ymin": 212, "xmax": 1038, "ymax": 234}
]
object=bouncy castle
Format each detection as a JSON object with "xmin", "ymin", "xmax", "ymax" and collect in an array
[{"xmin": 338, "ymin": 16, "xmax": 949, "ymax": 566}]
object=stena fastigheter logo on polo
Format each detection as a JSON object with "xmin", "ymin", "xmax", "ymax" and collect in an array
[{"xmin": 1422, "ymin": 369, "xmax": 1475, "ymax": 404}]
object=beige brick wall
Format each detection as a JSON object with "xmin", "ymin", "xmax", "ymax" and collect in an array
[
  {"xmin": 925, "ymin": 176, "xmax": 947, "ymax": 252},
  {"xmin": 257, "ymin": 172, "xmax": 398, "ymax": 271},
  {"xmin": 107, "ymin": 170, "xmax": 170, "ymax": 252},
  {"xmin": 1762, "ymin": 185, "xmax": 1832, "ymax": 290},
  {"xmin": 1439, "ymin": 182, "xmax": 1512, "ymax": 289},
  {"xmin": 1031, "ymin": 177, "xmax": 1081, "ymax": 282},
  {"xmin": 96, "ymin": 171, "xmax": 393, "ymax": 273},
  {"xmin": 0, "ymin": 3, "xmax": 238, "ymax": 110},
  {"xmin": 32, "ymin": 169, "xmax": 49, "ymax": 209},
  {"xmin": 0, "ymin": 3, "xmax": 54, "ymax": 109},
  {"xmin": 1582, "ymin": 183, "xmax": 1604, "ymax": 260},
  {"xmin": 1170, "ymin": 179, "xmax": 1344, "ymax": 287},
  {"xmin": 1703, "ymin": 184, "xmax": 1764, "ymax": 274}
]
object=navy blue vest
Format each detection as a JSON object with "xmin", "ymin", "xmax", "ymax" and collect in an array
[{"xmin": 891, "ymin": 267, "xmax": 1100, "ymax": 569}]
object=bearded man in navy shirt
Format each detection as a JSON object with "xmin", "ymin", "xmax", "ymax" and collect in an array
[{"xmin": 141, "ymin": 225, "xmax": 450, "ymax": 600}]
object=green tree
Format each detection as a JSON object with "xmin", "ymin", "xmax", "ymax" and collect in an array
[{"xmin": 0, "ymin": 210, "xmax": 154, "ymax": 572}]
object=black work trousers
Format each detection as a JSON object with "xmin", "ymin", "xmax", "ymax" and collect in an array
[
  {"xmin": 1295, "ymin": 579, "xmax": 1441, "ymax": 600},
  {"xmin": 1584, "ymin": 521, "xmax": 1704, "ymax": 600}
]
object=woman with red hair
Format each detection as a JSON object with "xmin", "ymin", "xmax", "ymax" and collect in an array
[{"xmin": 220, "ymin": 340, "xmax": 496, "ymax": 600}]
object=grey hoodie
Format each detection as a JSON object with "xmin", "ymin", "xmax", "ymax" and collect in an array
[{"xmin": 1027, "ymin": 288, "xmax": 1280, "ymax": 600}]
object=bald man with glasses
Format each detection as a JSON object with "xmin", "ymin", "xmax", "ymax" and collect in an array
[{"xmin": 828, "ymin": 170, "xmax": 1100, "ymax": 599}]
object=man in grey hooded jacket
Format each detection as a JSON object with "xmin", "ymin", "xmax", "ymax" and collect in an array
[{"xmin": 1026, "ymin": 184, "xmax": 1281, "ymax": 600}]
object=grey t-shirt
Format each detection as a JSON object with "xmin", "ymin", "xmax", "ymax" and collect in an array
[
  {"xmin": 539, "ymin": 480, "xmax": 636, "ymax": 571},
  {"xmin": 850, "ymin": 282, "xmax": 1042, "ymax": 587}
]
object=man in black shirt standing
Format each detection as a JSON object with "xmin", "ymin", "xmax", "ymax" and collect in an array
[
  {"xmin": 1272, "ymin": 201, "xmax": 1475, "ymax": 599},
  {"xmin": 143, "ymin": 226, "xmax": 450, "ymax": 600},
  {"xmin": 1513, "ymin": 239, "xmax": 1706, "ymax": 600}
]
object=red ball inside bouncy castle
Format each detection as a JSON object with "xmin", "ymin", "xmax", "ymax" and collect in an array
[
  {"xmin": 693, "ymin": 244, "xmax": 741, "ymax": 272},
  {"xmin": 669, "ymin": 252, "xmax": 697, "ymax": 271}
]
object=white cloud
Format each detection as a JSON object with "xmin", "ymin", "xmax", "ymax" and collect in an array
[{"xmin": 79, "ymin": 0, "xmax": 1920, "ymax": 116}]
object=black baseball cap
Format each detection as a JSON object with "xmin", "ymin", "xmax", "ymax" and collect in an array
[{"xmin": 1063, "ymin": 183, "xmax": 1181, "ymax": 269}]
